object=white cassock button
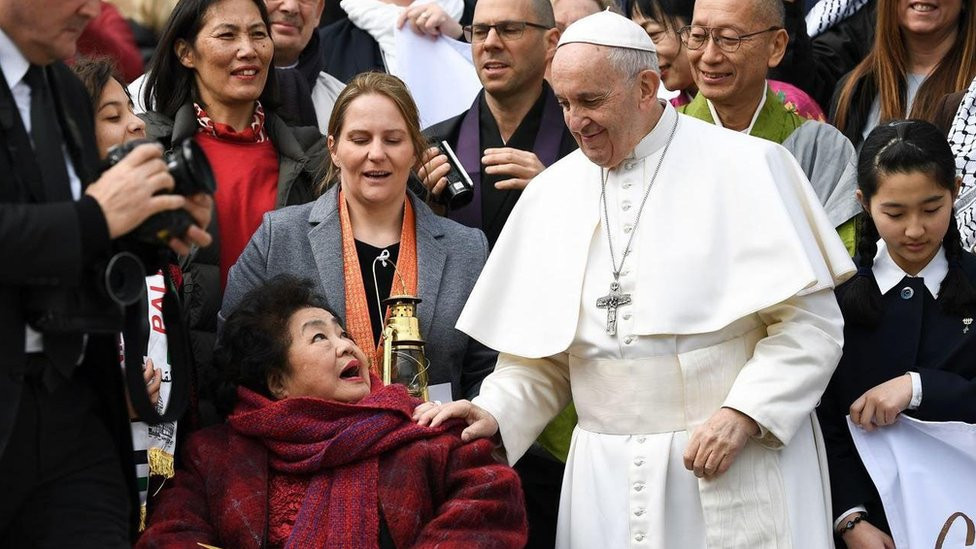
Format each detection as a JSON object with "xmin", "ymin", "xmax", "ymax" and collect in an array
[
  {"xmin": 624, "ymin": 161, "xmax": 636, "ymax": 170},
  {"xmin": 621, "ymin": 269, "xmax": 630, "ymax": 276},
  {"xmin": 624, "ymin": 336, "xmax": 634, "ymax": 345},
  {"xmin": 900, "ymin": 287, "xmax": 914, "ymax": 299},
  {"xmin": 622, "ymin": 201, "xmax": 632, "ymax": 211},
  {"xmin": 635, "ymin": 532, "xmax": 646, "ymax": 542},
  {"xmin": 637, "ymin": 436, "xmax": 646, "ymax": 444},
  {"xmin": 634, "ymin": 508, "xmax": 646, "ymax": 517},
  {"xmin": 623, "ymin": 313, "xmax": 632, "ymax": 320},
  {"xmin": 623, "ymin": 182, "xmax": 633, "ymax": 189},
  {"xmin": 634, "ymin": 458, "xmax": 644, "ymax": 466},
  {"xmin": 623, "ymin": 224, "xmax": 633, "ymax": 234},
  {"xmin": 633, "ymin": 481, "xmax": 645, "ymax": 492}
]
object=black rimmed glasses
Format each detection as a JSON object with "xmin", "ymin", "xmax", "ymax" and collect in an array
[
  {"xmin": 463, "ymin": 20, "xmax": 552, "ymax": 43},
  {"xmin": 677, "ymin": 25, "xmax": 782, "ymax": 52}
]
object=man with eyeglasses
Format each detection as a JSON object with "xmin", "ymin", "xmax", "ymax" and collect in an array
[
  {"xmin": 417, "ymin": 10, "xmax": 851, "ymax": 548},
  {"xmin": 678, "ymin": 0, "xmax": 861, "ymax": 255},
  {"xmin": 419, "ymin": 0, "xmax": 577, "ymax": 250}
]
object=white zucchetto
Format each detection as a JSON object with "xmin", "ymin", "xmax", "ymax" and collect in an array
[{"xmin": 557, "ymin": 9, "xmax": 657, "ymax": 52}]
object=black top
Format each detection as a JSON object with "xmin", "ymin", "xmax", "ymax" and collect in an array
[
  {"xmin": 476, "ymin": 89, "xmax": 547, "ymax": 247},
  {"xmin": 818, "ymin": 251, "xmax": 976, "ymax": 538},
  {"xmin": 354, "ymin": 239, "xmax": 400, "ymax": 345}
]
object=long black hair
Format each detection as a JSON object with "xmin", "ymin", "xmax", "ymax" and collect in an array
[
  {"xmin": 143, "ymin": 0, "xmax": 279, "ymax": 119},
  {"xmin": 842, "ymin": 119, "xmax": 975, "ymax": 326},
  {"xmin": 630, "ymin": 0, "xmax": 694, "ymax": 32}
]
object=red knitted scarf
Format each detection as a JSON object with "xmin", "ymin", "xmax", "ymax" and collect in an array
[{"xmin": 227, "ymin": 381, "xmax": 452, "ymax": 548}]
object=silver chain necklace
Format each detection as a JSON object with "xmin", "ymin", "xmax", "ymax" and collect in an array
[{"xmin": 596, "ymin": 114, "xmax": 679, "ymax": 335}]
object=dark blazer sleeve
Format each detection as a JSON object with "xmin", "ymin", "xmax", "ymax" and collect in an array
[
  {"xmin": 914, "ymin": 333, "xmax": 976, "ymax": 423},
  {"xmin": 0, "ymin": 198, "xmax": 108, "ymax": 285}
]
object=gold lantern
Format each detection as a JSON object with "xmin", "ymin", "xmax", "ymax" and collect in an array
[{"xmin": 381, "ymin": 294, "xmax": 429, "ymax": 400}]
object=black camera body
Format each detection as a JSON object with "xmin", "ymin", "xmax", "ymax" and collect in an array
[
  {"xmin": 104, "ymin": 138, "xmax": 217, "ymax": 247},
  {"xmin": 434, "ymin": 140, "xmax": 474, "ymax": 210},
  {"xmin": 26, "ymin": 138, "xmax": 216, "ymax": 335}
]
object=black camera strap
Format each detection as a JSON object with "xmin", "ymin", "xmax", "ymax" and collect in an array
[{"xmin": 124, "ymin": 270, "xmax": 191, "ymax": 424}]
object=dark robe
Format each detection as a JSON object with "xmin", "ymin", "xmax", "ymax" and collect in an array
[
  {"xmin": 424, "ymin": 82, "xmax": 577, "ymax": 248},
  {"xmin": 818, "ymin": 251, "xmax": 976, "ymax": 543}
]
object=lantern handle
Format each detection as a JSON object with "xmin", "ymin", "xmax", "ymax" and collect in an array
[{"xmin": 371, "ymin": 249, "xmax": 410, "ymax": 327}]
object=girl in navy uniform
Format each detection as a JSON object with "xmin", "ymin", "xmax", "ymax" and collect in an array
[{"xmin": 819, "ymin": 119, "xmax": 976, "ymax": 549}]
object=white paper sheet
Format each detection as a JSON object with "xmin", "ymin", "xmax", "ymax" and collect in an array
[{"xmin": 391, "ymin": 28, "xmax": 482, "ymax": 128}]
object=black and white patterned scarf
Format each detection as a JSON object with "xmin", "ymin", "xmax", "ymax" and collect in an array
[
  {"xmin": 805, "ymin": 0, "xmax": 871, "ymax": 38},
  {"xmin": 949, "ymin": 77, "xmax": 976, "ymax": 252}
]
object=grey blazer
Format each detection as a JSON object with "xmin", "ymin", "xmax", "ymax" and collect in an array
[{"xmin": 221, "ymin": 185, "xmax": 497, "ymax": 400}]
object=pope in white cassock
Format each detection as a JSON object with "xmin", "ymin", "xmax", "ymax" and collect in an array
[{"xmin": 415, "ymin": 10, "xmax": 856, "ymax": 549}]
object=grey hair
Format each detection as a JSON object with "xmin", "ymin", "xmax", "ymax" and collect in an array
[{"xmin": 606, "ymin": 46, "xmax": 659, "ymax": 80}]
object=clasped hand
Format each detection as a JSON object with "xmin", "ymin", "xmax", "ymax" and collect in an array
[
  {"xmin": 849, "ymin": 374, "xmax": 913, "ymax": 431},
  {"xmin": 683, "ymin": 407, "xmax": 759, "ymax": 479}
]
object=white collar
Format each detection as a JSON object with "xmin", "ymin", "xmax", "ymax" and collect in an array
[
  {"xmin": 619, "ymin": 100, "xmax": 678, "ymax": 166},
  {"xmin": 872, "ymin": 240, "xmax": 948, "ymax": 298},
  {"xmin": 0, "ymin": 28, "xmax": 30, "ymax": 92},
  {"xmin": 706, "ymin": 81, "xmax": 768, "ymax": 135}
]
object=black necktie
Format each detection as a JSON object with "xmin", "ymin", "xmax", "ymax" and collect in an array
[
  {"xmin": 24, "ymin": 65, "xmax": 83, "ymax": 382},
  {"xmin": 24, "ymin": 65, "xmax": 71, "ymax": 202}
]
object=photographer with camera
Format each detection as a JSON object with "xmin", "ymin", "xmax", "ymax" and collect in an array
[{"xmin": 0, "ymin": 0, "xmax": 213, "ymax": 546}]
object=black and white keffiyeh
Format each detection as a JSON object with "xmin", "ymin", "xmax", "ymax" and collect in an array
[
  {"xmin": 949, "ymin": 77, "xmax": 976, "ymax": 252},
  {"xmin": 805, "ymin": 0, "xmax": 871, "ymax": 38}
]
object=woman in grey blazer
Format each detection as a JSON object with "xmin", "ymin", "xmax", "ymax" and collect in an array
[{"xmin": 222, "ymin": 73, "xmax": 496, "ymax": 401}]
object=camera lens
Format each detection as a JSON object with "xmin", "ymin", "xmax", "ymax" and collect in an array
[
  {"xmin": 169, "ymin": 140, "xmax": 217, "ymax": 196},
  {"xmin": 102, "ymin": 252, "xmax": 147, "ymax": 306}
]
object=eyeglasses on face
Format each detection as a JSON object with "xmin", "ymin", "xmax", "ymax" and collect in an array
[
  {"xmin": 462, "ymin": 20, "xmax": 552, "ymax": 43},
  {"xmin": 677, "ymin": 25, "xmax": 782, "ymax": 53}
]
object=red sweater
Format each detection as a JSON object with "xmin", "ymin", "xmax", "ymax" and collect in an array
[
  {"xmin": 195, "ymin": 133, "xmax": 278, "ymax": 289},
  {"xmin": 137, "ymin": 423, "xmax": 527, "ymax": 548}
]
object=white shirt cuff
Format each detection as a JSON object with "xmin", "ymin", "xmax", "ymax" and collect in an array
[
  {"xmin": 907, "ymin": 371, "xmax": 922, "ymax": 410},
  {"xmin": 834, "ymin": 505, "xmax": 868, "ymax": 530}
]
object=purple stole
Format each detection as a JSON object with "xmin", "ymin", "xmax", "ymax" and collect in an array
[{"xmin": 450, "ymin": 87, "xmax": 566, "ymax": 229}]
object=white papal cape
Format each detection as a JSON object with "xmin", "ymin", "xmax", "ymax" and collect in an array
[{"xmin": 459, "ymin": 103, "xmax": 856, "ymax": 548}]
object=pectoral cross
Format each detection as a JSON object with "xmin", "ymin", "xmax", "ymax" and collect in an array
[{"xmin": 596, "ymin": 281, "xmax": 631, "ymax": 336}]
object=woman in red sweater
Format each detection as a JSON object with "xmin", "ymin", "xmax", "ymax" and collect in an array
[
  {"xmin": 137, "ymin": 275, "xmax": 527, "ymax": 548},
  {"xmin": 139, "ymin": 0, "xmax": 327, "ymax": 423}
]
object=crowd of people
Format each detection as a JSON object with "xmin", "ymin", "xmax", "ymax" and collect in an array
[{"xmin": 1, "ymin": 0, "xmax": 974, "ymax": 548}]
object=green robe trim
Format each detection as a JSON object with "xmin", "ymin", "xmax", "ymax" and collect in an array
[{"xmin": 678, "ymin": 86, "xmax": 806, "ymax": 144}]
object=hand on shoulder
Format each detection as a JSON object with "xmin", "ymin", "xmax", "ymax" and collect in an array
[{"xmin": 413, "ymin": 399, "xmax": 500, "ymax": 443}]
